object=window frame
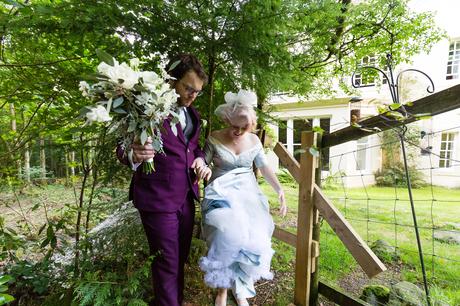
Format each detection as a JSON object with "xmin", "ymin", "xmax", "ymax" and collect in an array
[
  {"xmin": 356, "ymin": 136, "xmax": 370, "ymax": 171},
  {"xmin": 439, "ymin": 132, "xmax": 456, "ymax": 168},
  {"xmin": 354, "ymin": 56, "xmax": 377, "ymax": 87},
  {"xmin": 446, "ymin": 39, "xmax": 460, "ymax": 80}
]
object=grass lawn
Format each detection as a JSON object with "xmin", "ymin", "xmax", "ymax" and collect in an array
[
  {"xmin": 1, "ymin": 181, "xmax": 458, "ymax": 305},
  {"xmin": 259, "ymin": 178, "xmax": 460, "ymax": 305}
]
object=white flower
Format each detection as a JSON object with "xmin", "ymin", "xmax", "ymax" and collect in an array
[
  {"xmin": 129, "ymin": 58, "xmax": 141, "ymax": 70},
  {"xmin": 144, "ymin": 104, "xmax": 157, "ymax": 117},
  {"xmin": 140, "ymin": 71, "xmax": 163, "ymax": 88},
  {"xmin": 86, "ymin": 105, "xmax": 112, "ymax": 123},
  {"xmin": 160, "ymin": 67, "xmax": 175, "ymax": 81},
  {"xmin": 97, "ymin": 59, "xmax": 118, "ymax": 75},
  {"xmin": 79, "ymin": 81, "xmax": 90, "ymax": 96},
  {"xmin": 161, "ymin": 89, "xmax": 179, "ymax": 106},
  {"xmin": 135, "ymin": 92, "xmax": 154, "ymax": 106},
  {"xmin": 97, "ymin": 61, "xmax": 139, "ymax": 90}
]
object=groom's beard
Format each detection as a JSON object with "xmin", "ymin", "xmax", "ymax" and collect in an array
[{"xmin": 177, "ymin": 97, "xmax": 194, "ymax": 107}]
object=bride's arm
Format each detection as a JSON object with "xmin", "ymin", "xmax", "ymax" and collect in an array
[{"xmin": 259, "ymin": 165, "xmax": 287, "ymax": 217}]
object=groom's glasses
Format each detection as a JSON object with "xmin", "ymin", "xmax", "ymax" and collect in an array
[{"xmin": 181, "ymin": 81, "xmax": 203, "ymax": 97}]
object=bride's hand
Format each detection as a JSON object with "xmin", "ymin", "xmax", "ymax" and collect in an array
[
  {"xmin": 278, "ymin": 190, "xmax": 287, "ymax": 217},
  {"xmin": 191, "ymin": 158, "xmax": 212, "ymax": 182}
]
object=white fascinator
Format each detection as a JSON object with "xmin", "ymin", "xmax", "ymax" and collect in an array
[
  {"xmin": 224, "ymin": 89, "xmax": 257, "ymax": 108},
  {"xmin": 215, "ymin": 89, "xmax": 258, "ymax": 122}
]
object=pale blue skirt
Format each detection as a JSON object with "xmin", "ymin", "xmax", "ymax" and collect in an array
[{"xmin": 199, "ymin": 168, "xmax": 275, "ymax": 299}]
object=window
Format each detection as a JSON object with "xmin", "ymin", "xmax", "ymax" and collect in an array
[
  {"xmin": 446, "ymin": 40, "xmax": 460, "ymax": 80},
  {"xmin": 293, "ymin": 119, "xmax": 312, "ymax": 162},
  {"xmin": 382, "ymin": 67, "xmax": 391, "ymax": 85},
  {"xmin": 356, "ymin": 136, "xmax": 369, "ymax": 170},
  {"xmin": 354, "ymin": 56, "xmax": 376, "ymax": 87},
  {"xmin": 278, "ymin": 120, "xmax": 288, "ymax": 168},
  {"xmin": 320, "ymin": 118, "xmax": 330, "ymax": 171},
  {"xmin": 439, "ymin": 133, "xmax": 455, "ymax": 168},
  {"xmin": 278, "ymin": 120, "xmax": 287, "ymax": 146}
]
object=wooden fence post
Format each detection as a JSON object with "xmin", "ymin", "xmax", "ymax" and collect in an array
[
  {"xmin": 310, "ymin": 133, "xmax": 322, "ymax": 305},
  {"xmin": 294, "ymin": 131, "xmax": 317, "ymax": 305}
]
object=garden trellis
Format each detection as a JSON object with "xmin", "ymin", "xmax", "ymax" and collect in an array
[{"xmin": 271, "ymin": 83, "xmax": 460, "ymax": 305}]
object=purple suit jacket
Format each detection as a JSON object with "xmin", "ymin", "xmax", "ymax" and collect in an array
[{"xmin": 117, "ymin": 106, "xmax": 205, "ymax": 212}]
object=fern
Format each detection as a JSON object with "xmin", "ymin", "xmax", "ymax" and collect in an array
[{"xmin": 127, "ymin": 299, "xmax": 148, "ymax": 306}]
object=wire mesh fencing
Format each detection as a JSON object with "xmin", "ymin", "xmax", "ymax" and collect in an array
[{"xmin": 317, "ymin": 123, "xmax": 460, "ymax": 305}]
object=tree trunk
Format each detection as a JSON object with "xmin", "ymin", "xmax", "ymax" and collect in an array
[
  {"xmin": 40, "ymin": 137, "xmax": 46, "ymax": 181},
  {"xmin": 87, "ymin": 139, "xmax": 93, "ymax": 176},
  {"xmin": 70, "ymin": 150, "xmax": 75, "ymax": 176},
  {"xmin": 24, "ymin": 142, "xmax": 30, "ymax": 183},
  {"xmin": 10, "ymin": 103, "xmax": 22, "ymax": 179},
  {"xmin": 204, "ymin": 56, "xmax": 216, "ymax": 139},
  {"xmin": 65, "ymin": 150, "xmax": 69, "ymax": 183}
]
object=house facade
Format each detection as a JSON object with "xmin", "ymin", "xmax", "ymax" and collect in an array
[{"xmin": 266, "ymin": 0, "xmax": 460, "ymax": 188}]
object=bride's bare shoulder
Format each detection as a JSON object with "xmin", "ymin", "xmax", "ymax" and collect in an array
[{"xmin": 248, "ymin": 133, "xmax": 261, "ymax": 145}]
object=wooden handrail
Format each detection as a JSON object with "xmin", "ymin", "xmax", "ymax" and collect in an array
[{"xmin": 322, "ymin": 84, "xmax": 460, "ymax": 148}]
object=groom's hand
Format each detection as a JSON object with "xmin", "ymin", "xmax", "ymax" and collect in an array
[
  {"xmin": 191, "ymin": 158, "xmax": 212, "ymax": 182},
  {"xmin": 132, "ymin": 137, "xmax": 155, "ymax": 163}
]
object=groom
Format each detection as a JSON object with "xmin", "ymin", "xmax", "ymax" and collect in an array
[{"xmin": 117, "ymin": 53, "xmax": 211, "ymax": 306}]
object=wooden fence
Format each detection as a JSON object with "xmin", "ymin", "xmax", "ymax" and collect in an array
[{"xmin": 271, "ymin": 84, "xmax": 460, "ymax": 305}]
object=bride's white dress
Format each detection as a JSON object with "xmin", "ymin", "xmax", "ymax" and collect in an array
[{"xmin": 199, "ymin": 136, "xmax": 275, "ymax": 299}]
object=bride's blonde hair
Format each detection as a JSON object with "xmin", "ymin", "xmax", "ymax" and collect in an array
[{"xmin": 215, "ymin": 90, "xmax": 257, "ymax": 130}]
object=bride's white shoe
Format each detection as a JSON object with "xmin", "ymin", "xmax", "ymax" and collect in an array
[{"xmin": 231, "ymin": 289, "xmax": 250, "ymax": 306}]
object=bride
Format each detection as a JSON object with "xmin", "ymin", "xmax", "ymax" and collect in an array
[{"xmin": 199, "ymin": 90, "xmax": 287, "ymax": 306}]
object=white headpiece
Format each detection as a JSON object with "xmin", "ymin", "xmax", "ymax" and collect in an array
[
  {"xmin": 215, "ymin": 89, "xmax": 257, "ymax": 121},
  {"xmin": 224, "ymin": 89, "xmax": 257, "ymax": 108}
]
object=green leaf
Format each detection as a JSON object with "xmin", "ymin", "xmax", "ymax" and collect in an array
[
  {"xmin": 0, "ymin": 293, "xmax": 15, "ymax": 304},
  {"xmin": 414, "ymin": 113, "xmax": 431, "ymax": 119},
  {"xmin": 78, "ymin": 106, "xmax": 92, "ymax": 117},
  {"xmin": 106, "ymin": 97, "xmax": 113, "ymax": 113},
  {"xmin": 84, "ymin": 73, "xmax": 109, "ymax": 81},
  {"xmin": 168, "ymin": 60, "xmax": 181, "ymax": 72},
  {"xmin": 312, "ymin": 126, "xmax": 324, "ymax": 135},
  {"xmin": 309, "ymin": 146, "xmax": 320, "ymax": 157},
  {"xmin": 359, "ymin": 127, "xmax": 376, "ymax": 133},
  {"xmin": 140, "ymin": 129, "xmax": 147, "ymax": 145},
  {"xmin": 405, "ymin": 101, "xmax": 414, "ymax": 106},
  {"xmin": 96, "ymin": 49, "xmax": 115, "ymax": 66},
  {"xmin": 127, "ymin": 120, "xmax": 137, "ymax": 132},
  {"xmin": 113, "ymin": 96, "xmax": 124, "ymax": 108},
  {"xmin": 386, "ymin": 111, "xmax": 405, "ymax": 120},
  {"xmin": 0, "ymin": 285, "xmax": 7, "ymax": 293},
  {"xmin": 389, "ymin": 103, "xmax": 401, "ymax": 110},
  {"xmin": 377, "ymin": 105, "xmax": 388, "ymax": 114},
  {"xmin": 38, "ymin": 223, "xmax": 47, "ymax": 235},
  {"xmin": 293, "ymin": 148, "xmax": 306, "ymax": 156},
  {"xmin": 0, "ymin": 276, "xmax": 12, "ymax": 286},
  {"xmin": 4, "ymin": 0, "xmax": 24, "ymax": 8},
  {"xmin": 40, "ymin": 237, "xmax": 50, "ymax": 248},
  {"xmin": 113, "ymin": 108, "xmax": 127, "ymax": 114}
]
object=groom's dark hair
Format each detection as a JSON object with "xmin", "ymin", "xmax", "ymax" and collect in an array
[{"xmin": 166, "ymin": 53, "xmax": 208, "ymax": 85}]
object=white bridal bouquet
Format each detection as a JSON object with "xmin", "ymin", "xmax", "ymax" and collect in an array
[{"xmin": 79, "ymin": 50, "xmax": 180, "ymax": 173}]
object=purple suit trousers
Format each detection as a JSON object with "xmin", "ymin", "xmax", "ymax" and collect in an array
[{"xmin": 117, "ymin": 106, "xmax": 205, "ymax": 306}]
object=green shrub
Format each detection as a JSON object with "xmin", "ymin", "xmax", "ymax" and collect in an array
[
  {"xmin": 374, "ymin": 162, "xmax": 426, "ymax": 188},
  {"xmin": 276, "ymin": 168, "xmax": 297, "ymax": 187},
  {"xmin": 321, "ymin": 171, "xmax": 345, "ymax": 190}
]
